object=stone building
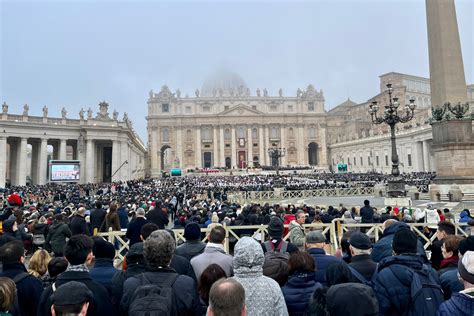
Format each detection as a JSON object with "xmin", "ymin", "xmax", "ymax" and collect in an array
[
  {"xmin": 147, "ymin": 70, "xmax": 473, "ymax": 177},
  {"xmin": 0, "ymin": 101, "xmax": 146, "ymax": 187},
  {"xmin": 146, "ymin": 70, "xmax": 329, "ymax": 177}
]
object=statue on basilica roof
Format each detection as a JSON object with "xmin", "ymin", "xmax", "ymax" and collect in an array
[
  {"xmin": 2, "ymin": 102, "xmax": 7, "ymax": 114},
  {"xmin": 42, "ymin": 106, "xmax": 48, "ymax": 117}
]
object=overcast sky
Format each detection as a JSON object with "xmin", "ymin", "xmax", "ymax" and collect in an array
[{"xmin": 1, "ymin": 0, "xmax": 472, "ymax": 142}]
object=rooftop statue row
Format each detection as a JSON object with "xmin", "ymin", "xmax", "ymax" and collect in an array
[
  {"xmin": 2, "ymin": 101, "xmax": 129, "ymax": 123},
  {"xmin": 148, "ymin": 84, "xmax": 324, "ymax": 100}
]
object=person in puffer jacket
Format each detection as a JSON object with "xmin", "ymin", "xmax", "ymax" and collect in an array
[
  {"xmin": 371, "ymin": 219, "xmax": 427, "ymax": 263},
  {"xmin": 232, "ymin": 236, "xmax": 288, "ymax": 316},
  {"xmin": 459, "ymin": 209, "xmax": 472, "ymax": 224},
  {"xmin": 438, "ymin": 251, "xmax": 474, "ymax": 316},
  {"xmin": 282, "ymin": 251, "xmax": 322, "ymax": 316}
]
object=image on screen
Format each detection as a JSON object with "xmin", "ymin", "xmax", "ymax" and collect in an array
[{"xmin": 50, "ymin": 163, "xmax": 80, "ymax": 182}]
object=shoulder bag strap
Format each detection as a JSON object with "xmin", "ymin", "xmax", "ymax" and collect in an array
[
  {"xmin": 348, "ymin": 266, "xmax": 368, "ymax": 283},
  {"xmin": 12, "ymin": 272, "xmax": 29, "ymax": 284}
]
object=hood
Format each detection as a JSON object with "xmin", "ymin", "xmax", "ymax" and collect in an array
[
  {"xmin": 51, "ymin": 222, "xmax": 65, "ymax": 229},
  {"xmin": 450, "ymin": 292, "xmax": 474, "ymax": 314},
  {"xmin": 379, "ymin": 254, "xmax": 424, "ymax": 271},
  {"xmin": 2, "ymin": 216, "xmax": 16, "ymax": 232},
  {"xmin": 383, "ymin": 221, "xmax": 408, "ymax": 237},
  {"xmin": 232, "ymin": 236, "xmax": 264, "ymax": 276},
  {"xmin": 289, "ymin": 220, "xmax": 301, "ymax": 229},
  {"xmin": 460, "ymin": 210, "xmax": 471, "ymax": 218}
]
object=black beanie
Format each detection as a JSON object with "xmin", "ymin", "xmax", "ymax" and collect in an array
[
  {"xmin": 92, "ymin": 239, "xmax": 116, "ymax": 259},
  {"xmin": 268, "ymin": 217, "xmax": 284, "ymax": 238},
  {"xmin": 392, "ymin": 228, "xmax": 417, "ymax": 255},
  {"xmin": 459, "ymin": 236, "xmax": 474, "ymax": 255}
]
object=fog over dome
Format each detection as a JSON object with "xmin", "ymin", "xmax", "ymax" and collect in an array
[{"xmin": 201, "ymin": 69, "xmax": 249, "ymax": 97}]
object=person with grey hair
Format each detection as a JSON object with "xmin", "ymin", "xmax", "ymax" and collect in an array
[
  {"xmin": 69, "ymin": 207, "xmax": 90, "ymax": 236},
  {"xmin": 289, "ymin": 210, "xmax": 306, "ymax": 250},
  {"xmin": 232, "ymin": 236, "xmax": 288, "ymax": 316},
  {"xmin": 120, "ymin": 230, "xmax": 200, "ymax": 315},
  {"xmin": 208, "ymin": 278, "xmax": 246, "ymax": 316},
  {"xmin": 125, "ymin": 207, "xmax": 150, "ymax": 246}
]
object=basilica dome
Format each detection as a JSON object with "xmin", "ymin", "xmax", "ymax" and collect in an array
[{"xmin": 201, "ymin": 69, "xmax": 249, "ymax": 97}]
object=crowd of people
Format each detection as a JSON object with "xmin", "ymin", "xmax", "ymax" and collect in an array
[{"xmin": 1, "ymin": 171, "xmax": 473, "ymax": 316}]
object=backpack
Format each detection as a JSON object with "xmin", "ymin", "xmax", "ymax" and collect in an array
[
  {"xmin": 348, "ymin": 264, "xmax": 378, "ymax": 288},
  {"xmin": 128, "ymin": 272, "xmax": 179, "ymax": 316},
  {"xmin": 389, "ymin": 265, "xmax": 443, "ymax": 316},
  {"xmin": 262, "ymin": 241, "xmax": 290, "ymax": 286},
  {"xmin": 33, "ymin": 234, "xmax": 46, "ymax": 246}
]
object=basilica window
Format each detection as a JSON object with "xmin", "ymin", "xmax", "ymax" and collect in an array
[
  {"xmin": 224, "ymin": 105, "xmax": 229, "ymax": 111},
  {"xmin": 237, "ymin": 127, "xmax": 245, "ymax": 139},
  {"xmin": 252, "ymin": 105, "xmax": 257, "ymax": 110},
  {"xmin": 186, "ymin": 129, "xmax": 192, "ymax": 141},
  {"xmin": 270, "ymin": 127, "xmax": 278, "ymax": 139},
  {"xmin": 202, "ymin": 128, "xmax": 212, "ymax": 141},
  {"xmin": 269, "ymin": 105, "xmax": 277, "ymax": 112},
  {"xmin": 162, "ymin": 103, "xmax": 170, "ymax": 113},
  {"xmin": 288, "ymin": 105, "xmax": 293, "ymax": 112},
  {"xmin": 185, "ymin": 106, "xmax": 191, "ymax": 114},
  {"xmin": 252, "ymin": 128, "xmax": 258, "ymax": 140},
  {"xmin": 289, "ymin": 128, "xmax": 294, "ymax": 139},
  {"xmin": 202, "ymin": 105, "xmax": 211, "ymax": 113},
  {"xmin": 309, "ymin": 127, "xmax": 316, "ymax": 139},
  {"xmin": 162, "ymin": 128, "xmax": 170, "ymax": 142},
  {"xmin": 307, "ymin": 102, "xmax": 315, "ymax": 111},
  {"xmin": 224, "ymin": 128, "xmax": 231, "ymax": 140}
]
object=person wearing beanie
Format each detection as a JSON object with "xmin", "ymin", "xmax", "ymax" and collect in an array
[
  {"xmin": 441, "ymin": 236, "xmax": 474, "ymax": 299},
  {"xmin": 348, "ymin": 232, "xmax": 378, "ymax": 282},
  {"xmin": 262, "ymin": 217, "xmax": 298, "ymax": 254},
  {"xmin": 89, "ymin": 238, "xmax": 119, "ymax": 295},
  {"xmin": 374, "ymin": 228, "xmax": 442, "ymax": 315},
  {"xmin": 0, "ymin": 216, "xmax": 22, "ymax": 247},
  {"xmin": 438, "ymin": 251, "xmax": 474, "ymax": 315},
  {"xmin": 175, "ymin": 222, "xmax": 206, "ymax": 261}
]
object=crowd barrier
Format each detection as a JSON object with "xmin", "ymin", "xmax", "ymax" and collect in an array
[{"xmin": 98, "ymin": 220, "xmax": 470, "ymax": 268}]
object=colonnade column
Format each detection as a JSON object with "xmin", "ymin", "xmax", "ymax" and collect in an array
[
  {"xmin": 280, "ymin": 125, "xmax": 287, "ymax": 166},
  {"xmin": 0, "ymin": 137, "xmax": 6, "ymax": 187},
  {"xmin": 86, "ymin": 139, "xmax": 95, "ymax": 183},
  {"xmin": 176, "ymin": 128, "xmax": 183, "ymax": 169},
  {"xmin": 219, "ymin": 126, "xmax": 225, "ymax": 168},
  {"xmin": 413, "ymin": 141, "xmax": 423, "ymax": 172},
  {"xmin": 59, "ymin": 139, "xmax": 67, "ymax": 160},
  {"xmin": 213, "ymin": 126, "xmax": 219, "ymax": 168},
  {"xmin": 258, "ymin": 125, "xmax": 265, "ymax": 167},
  {"xmin": 111, "ymin": 140, "xmax": 119, "ymax": 181},
  {"xmin": 247, "ymin": 126, "xmax": 253, "ymax": 168},
  {"xmin": 120, "ymin": 141, "xmax": 129, "ymax": 180},
  {"xmin": 31, "ymin": 141, "xmax": 39, "ymax": 184},
  {"xmin": 18, "ymin": 138, "xmax": 27, "ymax": 186},
  {"xmin": 297, "ymin": 125, "xmax": 305, "ymax": 165},
  {"xmin": 195, "ymin": 127, "xmax": 202, "ymax": 169},
  {"xmin": 422, "ymin": 140, "xmax": 430, "ymax": 172},
  {"xmin": 231, "ymin": 126, "xmax": 237, "ymax": 168}
]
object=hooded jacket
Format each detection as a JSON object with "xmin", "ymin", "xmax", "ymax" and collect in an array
[
  {"xmin": 460, "ymin": 210, "xmax": 472, "ymax": 223},
  {"xmin": 232, "ymin": 237, "xmax": 288, "ymax": 316},
  {"xmin": 282, "ymin": 271, "xmax": 322, "ymax": 316},
  {"xmin": 438, "ymin": 290, "xmax": 474, "ymax": 316},
  {"xmin": 371, "ymin": 221, "xmax": 427, "ymax": 263},
  {"xmin": 289, "ymin": 220, "xmax": 305, "ymax": 250},
  {"xmin": 375, "ymin": 254, "xmax": 440, "ymax": 315},
  {"xmin": 46, "ymin": 221, "xmax": 72, "ymax": 255}
]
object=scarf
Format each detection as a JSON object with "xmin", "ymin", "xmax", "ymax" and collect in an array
[{"xmin": 66, "ymin": 264, "xmax": 89, "ymax": 273}]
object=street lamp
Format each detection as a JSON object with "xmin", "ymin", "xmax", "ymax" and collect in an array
[
  {"xmin": 267, "ymin": 142, "xmax": 286, "ymax": 175},
  {"xmin": 368, "ymin": 83, "xmax": 416, "ymax": 197}
]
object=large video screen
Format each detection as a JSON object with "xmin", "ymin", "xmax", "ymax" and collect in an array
[{"xmin": 49, "ymin": 160, "xmax": 80, "ymax": 182}]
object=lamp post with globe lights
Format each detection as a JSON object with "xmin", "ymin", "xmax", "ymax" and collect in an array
[
  {"xmin": 268, "ymin": 142, "xmax": 286, "ymax": 176},
  {"xmin": 368, "ymin": 83, "xmax": 416, "ymax": 197}
]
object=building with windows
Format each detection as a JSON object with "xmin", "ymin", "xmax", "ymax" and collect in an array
[
  {"xmin": 147, "ymin": 70, "xmax": 473, "ymax": 177},
  {"xmin": 146, "ymin": 70, "xmax": 329, "ymax": 176}
]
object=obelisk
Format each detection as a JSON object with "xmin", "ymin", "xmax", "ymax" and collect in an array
[{"xmin": 426, "ymin": 0, "xmax": 474, "ymax": 184}]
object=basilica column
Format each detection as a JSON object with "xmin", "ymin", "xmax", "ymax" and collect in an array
[
  {"xmin": 18, "ymin": 138, "xmax": 27, "ymax": 186},
  {"xmin": 219, "ymin": 126, "xmax": 225, "ymax": 168},
  {"xmin": 258, "ymin": 125, "xmax": 265, "ymax": 167},
  {"xmin": 297, "ymin": 125, "xmax": 305, "ymax": 166},
  {"xmin": 155, "ymin": 128, "xmax": 161, "ymax": 173},
  {"xmin": 280, "ymin": 125, "xmax": 287, "ymax": 166},
  {"xmin": 213, "ymin": 126, "xmax": 219, "ymax": 168},
  {"xmin": 319, "ymin": 124, "xmax": 328, "ymax": 167},
  {"xmin": 195, "ymin": 126, "xmax": 202, "ymax": 169},
  {"xmin": 86, "ymin": 139, "xmax": 95, "ymax": 183},
  {"xmin": 264, "ymin": 125, "xmax": 270, "ymax": 166},
  {"xmin": 231, "ymin": 126, "xmax": 237, "ymax": 168},
  {"xmin": 0, "ymin": 137, "xmax": 6, "ymax": 187},
  {"xmin": 247, "ymin": 126, "xmax": 253, "ymax": 168},
  {"xmin": 176, "ymin": 127, "xmax": 183, "ymax": 168},
  {"xmin": 31, "ymin": 141, "xmax": 39, "ymax": 184},
  {"xmin": 422, "ymin": 140, "xmax": 430, "ymax": 172}
]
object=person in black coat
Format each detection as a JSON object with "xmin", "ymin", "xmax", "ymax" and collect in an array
[
  {"xmin": 0, "ymin": 217, "xmax": 22, "ymax": 247},
  {"xmin": 146, "ymin": 205, "xmax": 169, "ymax": 229},
  {"xmin": 69, "ymin": 208, "xmax": 90, "ymax": 236},
  {"xmin": 37, "ymin": 235, "xmax": 116, "ymax": 316},
  {"xmin": 125, "ymin": 208, "xmax": 150, "ymax": 246},
  {"xmin": 90, "ymin": 202, "xmax": 106, "ymax": 233},
  {"xmin": 360, "ymin": 200, "xmax": 374, "ymax": 224},
  {"xmin": 0, "ymin": 240, "xmax": 44, "ymax": 316},
  {"xmin": 348, "ymin": 232, "xmax": 378, "ymax": 281}
]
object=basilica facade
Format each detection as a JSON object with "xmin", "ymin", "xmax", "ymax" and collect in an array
[{"xmin": 146, "ymin": 71, "xmax": 330, "ymax": 177}]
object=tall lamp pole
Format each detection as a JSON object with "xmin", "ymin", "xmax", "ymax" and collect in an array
[
  {"xmin": 267, "ymin": 143, "xmax": 286, "ymax": 176},
  {"xmin": 368, "ymin": 83, "xmax": 416, "ymax": 197}
]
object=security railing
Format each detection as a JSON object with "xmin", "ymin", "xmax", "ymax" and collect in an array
[
  {"xmin": 98, "ymin": 219, "xmax": 469, "ymax": 267},
  {"xmin": 228, "ymin": 187, "xmax": 375, "ymax": 203}
]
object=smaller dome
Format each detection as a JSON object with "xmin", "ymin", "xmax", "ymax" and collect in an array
[{"xmin": 201, "ymin": 69, "xmax": 248, "ymax": 97}]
